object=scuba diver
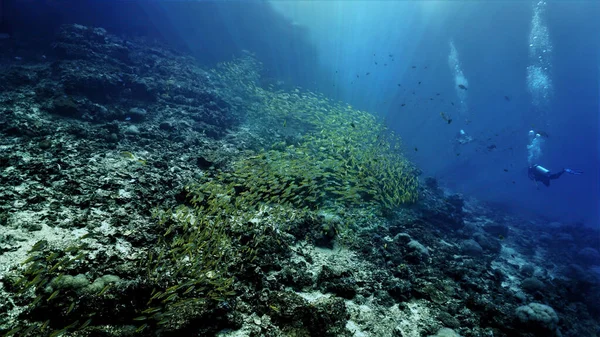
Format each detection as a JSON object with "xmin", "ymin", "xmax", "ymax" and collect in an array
[
  {"xmin": 528, "ymin": 164, "xmax": 582, "ymax": 187},
  {"xmin": 526, "ymin": 129, "xmax": 582, "ymax": 187},
  {"xmin": 455, "ymin": 129, "xmax": 473, "ymax": 145}
]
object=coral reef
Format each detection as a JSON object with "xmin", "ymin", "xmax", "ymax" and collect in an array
[{"xmin": 0, "ymin": 24, "xmax": 598, "ymax": 337}]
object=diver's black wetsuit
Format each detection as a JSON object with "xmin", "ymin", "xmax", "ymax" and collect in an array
[{"xmin": 528, "ymin": 165, "xmax": 565, "ymax": 187}]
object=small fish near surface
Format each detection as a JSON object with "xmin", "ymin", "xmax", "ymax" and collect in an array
[{"xmin": 457, "ymin": 84, "xmax": 468, "ymax": 90}]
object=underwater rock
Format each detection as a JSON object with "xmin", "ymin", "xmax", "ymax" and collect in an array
[
  {"xmin": 515, "ymin": 302, "xmax": 559, "ymax": 335},
  {"xmin": 106, "ymin": 132, "xmax": 119, "ymax": 143},
  {"xmin": 196, "ymin": 156, "xmax": 214, "ymax": 169},
  {"xmin": 407, "ymin": 240, "xmax": 429, "ymax": 258},
  {"xmin": 577, "ymin": 247, "xmax": 600, "ymax": 265},
  {"xmin": 393, "ymin": 232, "xmax": 412, "ymax": 244},
  {"xmin": 383, "ymin": 274, "xmax": 412, "ymax": 302},
  {"xmin": 127, "ymin": 107, "xmax": 147, "ymax": 122},
  {"xmin": 384, "ymin": 278, "xmax": 412, "ymax": 302},
  {"xmin": 460, "ymin": 239, "xmax": 483, "ymax": 256},
  {"xmin": 483, "ymin": 223, "xmax": 509, "ymax": 238},
  {"xmin": 521, "ymin": 277, "xmax": 545, "ymax": 293},
  {"xmin": 0, "ymin": 233, "xmax": 19, "ymax": 254},
  {"xmin": 305, "ymin": 296, "xmax": 349, "ymax": 336},
  {"xmin": 128, "ymin": 76, "xmax": 159, "ymax": 102},
  {"xmin": 50, "ymin": 96, "xmax": 80, "ymax": 117},
  {"xmin": 311, "ymin": 211, "xmax": 343, "ymax": 249},
  {"xmin": 1, "ymin": 122, "xmax": 36, "ymax": 138},
  {"xmin": 437, "ymin": 311, "xmax": 460, "ymax": 329},
  {"xmin": 428, "ymin": 327, "xmax": 461, "ymax": 337},
  {"xmin": 473, "ymin": 233, "xmax": 501, "ymax": 254},
  {"xmin": 2, "ymin": 67, "xmax": 40, "ymax": 86},
  {"xmin": 414, "ymin": 284, "xmax": 448, "ymax": 305},
  {"xmin": 38, "ymin": 139, "xmax": 52, "ymax": 150},
  {"xmin": 281, "ymin": 262, "xmax": 313, "ymax": 289},
  {"xmin": 317, "ymin": 265, "xmax": 358, "ymax": 299},
  {"xmin": 537, "ymin": 232, "xmax": 553, "ymax": 245},
  {"xmin": 54, "ymin": 25, "xmax": 128, "ymax": 62},
  {"xmin": 123, "ymin": 124, "xmax": 140, "ymax": 134},
  {"xmin": 420, "ymin": 194, "xmax": 465, "ymax": 231},
  {"xmin": 159, "ymin": 120, "xmax": 175, "ymax": 131},
  {"xmin": 46, "ymin": 274, "xmax": 90, "ymax": 293},
  {"xmin": 520, "ymin": 264, "xmax": 535, "ymax": 277},
  {"xmin": 424, "ymin": 177, "xmax": 442, "ymax": 195},
  {"xmin": 554, "ymin": 232, "xmax": 574, "ymax": 244},
  {"xmin": 267, "ymin": 291, "xmax": 349, "ymax": 336},
  {"xmin": 445, "ymin": 194, "xmax": 464, "ymax": 212}
]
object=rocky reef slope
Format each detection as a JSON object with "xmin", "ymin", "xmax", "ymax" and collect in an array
[{"xmin": 0, "ymin": 24, "xmax": 598, "ymax": 337}]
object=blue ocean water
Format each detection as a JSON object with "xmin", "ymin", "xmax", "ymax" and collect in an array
[{"xmin": 1, "ymin": 1, "xmax": 599, "ymax": 336}]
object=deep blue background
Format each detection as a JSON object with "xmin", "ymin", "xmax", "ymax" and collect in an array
[{"xmin": 5, "ymin": 0, "xmax": 599, "ymax": 227}]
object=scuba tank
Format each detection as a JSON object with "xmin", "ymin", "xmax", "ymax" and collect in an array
[{"xmin": 534, "ymin": 165, "xmax": 550, "ymax": 176}]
